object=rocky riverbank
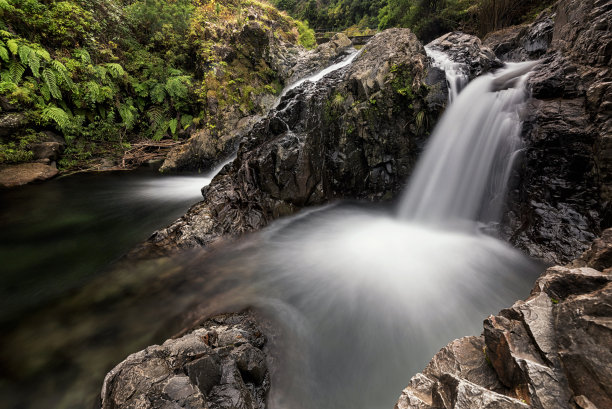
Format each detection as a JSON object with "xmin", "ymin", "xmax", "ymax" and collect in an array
[{"xmin": 102, "ymin": 0, "xmax": 611, "ymax": 408}]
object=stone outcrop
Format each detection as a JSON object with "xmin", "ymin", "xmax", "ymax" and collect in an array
[
  {"xmin": 101, "ymin": 312, "xmax": 270, "ymax": 409},
  {"xmin": 159, "ymin": 32, "xmax": 355, "ymax": 173},
  {"xmin": 396, "ymin": 228, "xmax": 612, "ymax": 409},
  {"xmin": 132, "ymin": 28, "xmax": 446, "ymax": 256},
  {"xmin": 426, "ymin": 31, "xmax": 502, "ymax": 79},
  {"xmin": 496, "ymin": 0, "xmax": 611, "ymax": 264},
  {"xmin": 0, "ymin": 162, "xmax": 58, "ymax": 188}
]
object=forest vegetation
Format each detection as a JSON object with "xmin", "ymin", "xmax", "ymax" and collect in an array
[{"xmin": 0, "ymin": 0, "xmax": 313, "ymax": 170}]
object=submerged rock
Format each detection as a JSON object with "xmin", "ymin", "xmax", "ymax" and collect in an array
[
  {"xmin": 100, "ymin": 312, "xmax": 269, "ymax": 409},
  {"xmin": 396, "ymin": 228, "xmax": 612, "ymax": 409}
]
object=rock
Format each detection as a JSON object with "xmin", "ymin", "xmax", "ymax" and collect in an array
[
  {"xmin": 30, "ymin": 142, "xmax": 63, "ymax": 161},
  {"xmin": 499, "ymin": 0, "xmax": 611, "ymax": 264},
  {"xmin": 0, "ymin": 112, "xmax": 28, "ymax": 137},
  {"xmin": 0, "ymin": 162, "xmax": 58, "ymax": 188},
  {"xmin": 396, "ymin": 228, "xmax": 612, "ymax": 409},
  {"xmin": 100, "ymin": 312, "xmax": 269, "ymax": 409},
  {"xmin": 426, "ymin": 32, "xmax": 502, "ymax": 79},
  {"xmin": 483, "ymin": 9, "xmax": 555, "ymax": 61},
  {"xmin": 132, "ymin": 28, "xmax": 445, "ymax": 257}
]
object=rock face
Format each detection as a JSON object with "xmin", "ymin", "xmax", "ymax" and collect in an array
[
  {"xmin": 426, "ymin": 31, "xmax": 502, "ymax": 79},
  {"xmin": 494, "ymin": 0, "xmax": 612, "ymax": 264},
  {"xmin": 159, "ymin": 33, "xmax": 355, "ymax": 173},
  {"xmin": 101, "ymin": 312, "xmax": 270, "ymax": 409},
  {"xmin": 396, "ymin": 228, "xmax": 612, "ymax": 409},
  {"xmin": 0, "ymin": 162, "xmax": 58, "ymax": 188},
  {"xmin": 133, "ymin": 28, "xmax": 445, "ymax": 256}
]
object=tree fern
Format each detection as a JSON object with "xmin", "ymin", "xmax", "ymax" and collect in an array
[
  {"xmin": 6, "ymin": 39, "xmax": 17, "ymax": 55},
  {"xmin": 147, "ymin": 106, "xmax": 168, "ymax": 141},
  {"xmin": 9, "ymin": 60, "xmax": 25, "ymax": 83},
  {"xmin": 42, "ymin": 106, "xmax": 70, "ymax": 130},
  {"xmin": 118, "ymin": 102, "xmax": 137, "ymax": 130},
  {"xmin": 0, "ymin": 46, "xmax": 8, "ymax": 62},
  {"xmin": 42, "ymin": 68, "xmax": 61, "ymax": 99},
  {"xmin": 105, "ymin": 63, "xmax": 125, "ymax": 78}
]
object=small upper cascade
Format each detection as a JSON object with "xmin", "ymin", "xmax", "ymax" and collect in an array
[
  {"xmin": 278, "ymin": 50, "xmax": 360, "ymax": 99},
  {"xmin": 398, "ymin": 59, "xmax": 540, "ymax": 226},
  {"xmin": 425, "ymin": 46, "xmax": 469, "ymax": 103}
]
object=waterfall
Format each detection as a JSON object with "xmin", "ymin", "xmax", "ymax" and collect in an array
[
  {"xmin": 425, "ymin": 46, "xmax": 469, "ymax": 102},
  {"xmin": 398, "ymin": 59, "xmax": 539, "ymax": 226}
]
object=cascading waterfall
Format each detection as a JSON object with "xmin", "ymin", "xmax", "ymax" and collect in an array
[
  {"xmin": 205, "ymin": 56, "xmax": 543, "ymax": 409},
  {"xmin": 424, "ymin": 46, "xmax": 469, "ymax": 102}
]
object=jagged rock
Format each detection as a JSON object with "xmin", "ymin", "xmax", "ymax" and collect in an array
[
  {"xmin": 396, "ymin": 228, "xmax": 612, "ymax": 409},
  {"xmin": 30, "ymin": 142, "xmax": 63, "ymax": 161},
  {"xmin": 426, "ymin": 31, "xmax": 502, "ymax": 79},
  {"xmin": 0, "ymin": 162, "xmax": 58, "ymax": 188},
  {"xmin": 133, "ymin": 28, "xmax": 445, "ymax": 257},
  {"xmin": 500, "ymin": 0, "xmax": 611, "ymax": 264},
  {"xmin": 100, "ymin": 312, "xmax": 269, "ymax": 409},
  {"xmin": 483, "ymin": 9, "xmax": 555, "ymax": 61}
]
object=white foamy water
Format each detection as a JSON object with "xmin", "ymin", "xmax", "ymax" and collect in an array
[
  {"xmin": 425, "ymin": 46, "xmax": 469, "ymax": 102},
  {"xmin": 198, "ymin": 58, "xmax": 543, "ymax": 409},
  {"xmin": 279, "ymin": 50, "xmax": 360, "ymax": 99},
  {"xmin": 131, "ymin": 157, "xmax": 234, "ymax": 202}
]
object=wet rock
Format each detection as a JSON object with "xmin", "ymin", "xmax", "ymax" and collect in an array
[
  {"xmin": 483, "ymin": 9, "xmax": 555, "ymax": 62},
  {"xmin": 100, "ymin": 312, "xmax": 268, "ymax": 409},
  {"xmin": 426, "ymin": 32, "xmax": 502, "ymax": 79},
  {"xmin": 396, "ymin": 228, "xmax": 612, "ymax": 409},
  {"xmin": 134, "ymin": 28, "xmax": 445, "ymax": 257},
  {"xmin": 500, "ymin": 0, "xmax": 611, "ymax": 264},
  {"xmin": 0, "ymin": 162, "xmax": 58, "ymax": 188},
  {"xmin": 30, "ymin": 142, "xmax": 63, "ymax": 161}
]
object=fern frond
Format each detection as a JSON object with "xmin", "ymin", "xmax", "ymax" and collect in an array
[
  {"xmin": 18, "ymin": 44, "xmax": 31, "ymax": 65},
  {"xmin": 28, "ymin": 51, "xmax": 40, "ymax": 78},
  {"xmin": 42, "ymin": 68, "xmax": 61, "ymax": 99},
  {"xmin": 35, "ymin": 48, "xmax": 51, "ymax": 62},
  {"xmin": 9, "ymin": 60, "xmax": 25, "ymax": 83},
  {"xmin": 0, "ymin": 0, "xmax": 16, "ymax": 11},
  {"xmin": 168, "ymin": 118, "xmax": 178, "ymax": 135},
  {"xmin": 180, "ymin": 114, "xmax": 193, "ymax": 129},
  {"xmin": 6, "ymin": 39, "xmax": 17, "ymax": 55},
  {"xmin": 42, "ymin": 106, "xmax": 70, "ymax": 130},
  {"xmin": 104, "ymin": 63, "xmax": 125, "ymax": 78},
  {"xmin": 118, "ymin": 102, "xmax": 137, "ymax": 130},
  {"xmin": 165, "ymin": 76, "xmax": 189, "ymax": 99},
  {"xmin": 147, "ymin": 106, "xmax": 168, "ymax": 140},
  {"xmin": 94, "ymin": 65, "xmax": 107, "ymax": 81},
  {"xmin": 85, "ymin": 81, "xmax": 100, "ymax": 104},
  {"xmin": 151, "ymin": 83, "xmax": 166, "ymax": 104},
  {"xmin": 0, "ymin": 46, "xmax": 8, "ymax": 62},
  {"xmin": 40, "ymin": 83, "xmax": 50, "ymax": 101},
  {"xmin": 74, "ymin": 48, "xmax": 91, "ymax": 64},
  {"xmin": 0, "ymin": 69, "xmax": 10, "ymax": 83},
  {"xmin": 52, "ymin": 61, "xmax": 74, "ymax": 90}
]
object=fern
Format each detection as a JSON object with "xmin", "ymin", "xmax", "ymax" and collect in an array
[
  {"xmin": 118, "ymin": 102, "xmax": 137, "ymax": 130},
  {"xmin": 42, "ymin": 68, "xmax": 61, "ymax": 99},
  {"xmin": 35, "ymin": 48, "xmax": 51, "ymax": 62},
  {"xmin": 9, "ymin": 60, "xmax": 25, "ymax": 83},
  {"xmin": 18, "ymin": 44, "xmax": 31, "ymax": 65},
  {"xmin": 94, "ymin": 65, "xmax": 107, "ymax": 81},
  {"xmin": 40, "ymin": 83, "xmax": 50, "ymax": 101},
  {"xmin": 180, "ymin": 114, "xmax": 193, "ymax": 129},
  {"xmin": 147, "ymin": 106, "xmax": 168, "ymax": 141},
  {"xmin": 84, "ymin": 81, "xmax": 100, "ymax": 104},
  {"xmin": 6, "ymin": 39, "xmax": 17, "ymax": 55},
  {"xmin": 28, "ymin": 51, "xmax": 40, "ymax": 78},
  {"xmin": 0, "ymin": 0, "xmax": 16, "ymax": 11},
  {"xmin": 51, "ymin": 61, "xmax": 74, "ymax": 90},
  {"xmin": 74, "ymin": 48, "xmax": 91, "ymax": 64},
  {"xmin": 150, "ymin": 83, "xmax": 166, "ymax": 104},
  {"xmin": 105, "ymin": 63, "xmax": 125, "ymax": 78},
  {"xmin": 165, "ymin": 76, "xmax": 189, "ymax": 99},
  {"xmin": 0, "ymin": 46, "xmax": 8, "ymax": 62},
  {"xmin": 168, "ymin": 118, "xmax": 178, "ymax": 135},
  {"xmin": 42, "ymin": 106, "xmax": 70, "ymax": 130}
]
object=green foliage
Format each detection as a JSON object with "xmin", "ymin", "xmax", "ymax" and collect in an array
[
  {"xmin": 41, "ymin": 105, "xmax": 70, "ymax": 129},
  {"xmin": 296, "ymin": 20, "xmax": 316, "ymax": 49}
]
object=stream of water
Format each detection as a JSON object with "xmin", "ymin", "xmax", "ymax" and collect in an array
[{"xmin": 0, "ymin": 50, "xmax": 542, "ymax": 409}]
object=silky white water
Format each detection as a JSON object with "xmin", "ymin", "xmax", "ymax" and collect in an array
[
  {"xmin": 425, "ymin": 46, "xmax": 469, "ymax": 102},
  {"xmin": 195, "ymin": 58, "xmax": 543, "ymax": 409}
]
